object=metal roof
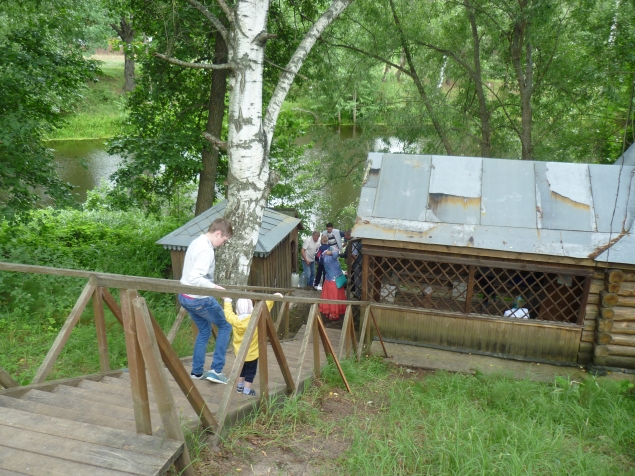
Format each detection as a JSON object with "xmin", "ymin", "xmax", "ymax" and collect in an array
[
  {"xmin": 352, "ymin": 153, "xmax": 635, "ymax": 265},
  {"xmin": 156, "ymin": 200, "xmax": 301, "ymax": 258}
]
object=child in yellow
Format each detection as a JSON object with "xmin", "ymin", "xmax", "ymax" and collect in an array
[{"xmin": 223, "ymin": 293, "xmax": 283, "ymax": 396}]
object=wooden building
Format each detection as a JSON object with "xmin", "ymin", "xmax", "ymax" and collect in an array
[
  {"xmin": 157, "ymin": 200, "xmax": 300, "ymax": 288},
  {"xmin": 350, "ymin": 150, "xmax": 635, "ymax": 368}
]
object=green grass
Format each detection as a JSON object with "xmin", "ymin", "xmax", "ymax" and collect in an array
[
  {"xmin": 47, "ymin": 57, "xmax": 127, "ymax": 141},
  {"xmin": 215, "ymin": 358, "xmax": 635, "ymax": 475}
]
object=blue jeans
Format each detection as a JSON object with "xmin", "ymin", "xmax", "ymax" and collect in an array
[
  {"xmin": 301, "ymin": 260, "xmax": 315, "ymax": 286},
  {"xmin": 178, "ymin": 294, "xmax": 231, "ymax": 375}
]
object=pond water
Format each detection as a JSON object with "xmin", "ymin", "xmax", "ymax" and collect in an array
[{"xmin": 52, "ymin": 126, "xmax": 406, "ymax": 227}]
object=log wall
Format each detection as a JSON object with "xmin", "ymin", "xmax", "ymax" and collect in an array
[{"xmin": 592, "ymin": 269, "xmax": 635, "ymax": 369}]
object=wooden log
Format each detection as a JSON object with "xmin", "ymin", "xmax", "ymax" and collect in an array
[
  {"xmin": 617, "ymin": 296, "xmax": 635, "ymax": 308},
  {"xmin": 604, "ymin": 281, "xmax": 621, "ymax": 293},
  {"xmin": 581, "ymin": 330, "xmax": 594, "ymax": 343},
  {"xmin": 608, "ymin": 333, "xmax": 635, "ymax": 347},
  {"xmin": 618, "ymin": 282, "xmax": 635, "ymax": 297},
  {"xmin": 587, "ymin": 293, "xmax": 599, "ymax": 305},
  {"xmin": 624, "ymin": 272, "xmax": 635, "ymax": 282},
  {"xmin": 93, "ymin": 287, "xmax": 110, "ymax": 373},
  {"xmin": 166, "ymin": 307, "xmax": 187, "ymax": 344},
  {"xmin": 593, "ymin": 271, "xmax": 604, "ymax": 280},
  {"xmin": 606, "ymin": 269, "xmax": 625, "ymax": 283},
  {"xmin": 613, "ymin": 306, "xmax": 635, "ymax": 321},
  {"xmin": 584, "ymin": 304, "xmax": 599, "ymax": 319},
  {"xmin": 606, "ymin": 344, "xmax": 635, "ymax": 357},
  {"xmin": 583, "ymin": 319, "xmax": 596, "ymax": 330},
  {"xmin": 594, "ymin": 345, "xmax": 609, "ymax": 358},
  {"xmin": 595, "ymin": 332, "xmax": 611, "ymax": 344},
  {"xmin": 32, "ymin": 283, "xmax": 96, "ymax": 384},
  {"xmin": 579, "ymin": 341, "xmax": 593, "ymax": 353},
  {"xmin": 612, "ymin": 321, "xmax": 635, "ymax": 335},
  {"xmin": 604, "ymin": 355, "xmax": 635, "ymax": 369},
  {"xmin": 132, "ymin": 297, "xmax": 194, "ymax": 476},
  {"xmin": 590, "ymin": 279, "xmax": 604, "ymax": 294},
  {"xmin": 598, "ymin": 306, "xmax": 615, "ymax": 319},
  {"xmin": 593, "ymin": 356, "xmax": 607, "ymax": 366},
  {"xmin": 577, "ymin": 352, "xmax": 592, "ymax": 365},
  {"xmin": 596, "ymin": 317, "xmax": 614, "ymax": 333},
  {"xmin": 600, "ymin": 291, "xmax": 619, "ymax": 307},
  {"xmin": 0, "ymin": 366, "xmax": 18, "ymax": 389},
  {"xmin": 258, "ymin": 301, "xmax": 269, "ymax": 408}
]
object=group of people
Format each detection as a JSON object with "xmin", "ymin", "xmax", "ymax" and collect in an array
[{"xmin": 301, "ymin": 223, "xmax": 350, "ymax": 321}]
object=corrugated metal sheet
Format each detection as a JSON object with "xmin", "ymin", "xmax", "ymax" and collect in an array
[
  {"xmin": 353, "ymin": 153, "xmax": 635, "ymax": 265},
  {"xmin": 156, "ymin": 200, "xmax": 300, "ymax": 257}
]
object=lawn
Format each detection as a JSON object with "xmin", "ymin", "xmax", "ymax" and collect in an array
[{"xmin": 192, "ymin": 357, "xmax": 635, "ymax": 475}]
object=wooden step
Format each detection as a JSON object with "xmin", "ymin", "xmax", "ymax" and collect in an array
[{"xmin": 0, "ymin": 395, "xmax": 134, "ymax": 432}]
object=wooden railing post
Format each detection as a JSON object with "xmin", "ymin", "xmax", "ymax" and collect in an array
[
  {"xmin": 132, "ymin": 296, "xmax": 194, "ymax": 476},
  {"xmin": 120, "ymin": 288, "xmax": 152, "ymax": 435},
  {"xmin": 338, "ymin": 306, "xmax": 353, "ymax": 360},
  {"xmin": 93, "ymin": 287, "xmax": 110, "ymax": 372},
  {"xmin": 0, "ymin": 365, "xmax": 18, "ymax": 389},
  {"xmin": 262, "ymin": 304, "xmax": 295, "ymax": 394},
  {"xmin": 313, "ymin": 308, "xmax": 320, "ymax": 378},
  {"xmin": 357, "ymin": 305, "xmax": 371, "ymax": 361},
  {"xmin": 257, "ymin": 301, "xmax": 269, "ymax": 409},
  {"xmin": 166, "ymin": 306, "xmax": 187, "ymax": 344},
  {"xmin": 294, "ymin": 304, "xmax": 318, "ymax": 393}
]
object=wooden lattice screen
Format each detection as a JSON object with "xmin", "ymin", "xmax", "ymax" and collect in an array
[{"xmin": 351, "ymin": 248, "xmax": 592, "ymax": 326}]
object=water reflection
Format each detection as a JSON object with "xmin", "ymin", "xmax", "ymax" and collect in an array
[{"xmin": 53, "ymin": 140, "xmax": 122, "ymax": 203}]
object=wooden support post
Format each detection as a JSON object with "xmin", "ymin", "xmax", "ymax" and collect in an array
[
  {"xmin": 215, "ymin": 302, "xmax": 264, "ymax": 436},
  {"xmin": 293, "ymin": 304, "xmax": 318, "ymax": 394},
  {"xmin": 313, "ymin": 308, "xmax": 320, "ymax": 378},
  {"xmin": 316, "ymin": 316, "xmax": 352, "ymax": 394},
  {"xmin": 357, "ymin": 305, "xmax": 371, "ymax": 361},
  {"xmin": 32, "ymin": 283, "xmax": 96, "ymax": 384},
  {"xmin": 167, "ymin": 307, "xmax": 187, "ymax": 344},
  {"xmin": 262, "ymin": 304, "xmax": 295, "ymax": 394},
  {"xmin": 338, "ymin": 306, "xmax": 353, "ymax": 360},
  {"xmin": 576, "ymin": 276, "xmax": 592, "ymax": 326},
  {"xmin": 465, "ymin": 265, "xmax": 475, "ymax": 314},
  {"xmin": 0, "ymin": 365, "xmax": 18, "ymax": 389},
  {"xmin": 274, "ymin": 301, "xmax": 290, "ymax": 335},
  {"xmin": 257, "ymin": 301, "xmax": 269, "ymax": 409},
  {"xmin": 349, "ymin": 309, "xmax": 358, "ymax": 355},
  {"xmin": 284, "ymin": 294, "xmax": 291, "ymax": 339},
  {"xmin": 361, "ymin": 254, "xmax": 369, "ymax": 301},
  {"xmin": 101, "ymin": 288, "xmax": 123, "ymax": 325},
  {"xmin": 120, "ymin": 289, "xmax": 152, "ymax": 435},
  {"xmin": 93, "ymin": 287, "xmax": 110, "ymax": 372},
  {"xmin": 132, "ymin": 297, "xmax": 194, "ymax": 476},
  {"xmin": 369, "ymin": 308, "xmax": 388, "ymax": 358}
]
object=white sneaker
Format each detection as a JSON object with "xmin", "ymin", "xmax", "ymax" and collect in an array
[{"xmin": 316, "ymin": 285, "xmax": 322, "ymax": 291}]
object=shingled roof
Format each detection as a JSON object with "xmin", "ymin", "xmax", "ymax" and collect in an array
[
  {"xmin": 352, "ymin": 153, "xmax": 635, "ymax": 265},
  {"xmin": 157, "ymin": 200, "xmax": 301, "ymax": 258}
]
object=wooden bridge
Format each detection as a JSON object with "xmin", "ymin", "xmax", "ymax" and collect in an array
[{"xmin": 0, "ymin": 263, "xmax": 386, "ymax": 476}]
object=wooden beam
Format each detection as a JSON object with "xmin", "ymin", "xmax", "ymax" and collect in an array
[
  {"xmin": 32, "ymin": 283, "xmax": 96, "ymax": 384},
  {"xmin": 293, "ymin": 304, "xmax": 318, "ymax": 394},
  {"xmin": 0, "ymin": 366, "xmax": 18, "ymax": 389},
  {"xmin": 369, "ymin": 308, "xmax": 388, "ymax": 358},
  {"xmin": 258, "ymin": 301, "xmax": 269, "ymax": 409},
  {"xmin": 93, "ymin": 287, "xmax": 110, "ymax": 372},
  {"xmin": 313, "ymin": 309, "xmax": 320, "ymax": 378},
  {"xmin": 357, "ymin": 305, "xmax": 371, "ymax": 361},
  {"xmin": 166, "ymin": 307, "xmax": 188, "ymax": 344},
  {"xmin": 101, "ymin": 288, "xmax": 123, "ymax": 325},
  {"xmin": 316, "ymin": 316, "xmax": 352, "ymax": 394},
  {"xmin": 338, "ymin": 306, "xmax": 353, "ymax": 360},
  {"xmin": 132, "ymin": 296, "xmax": 194, "ymax": 476},
  {"xmin": 120, "ymin": 289, "xmax": 152, "ymax": 435},
  {"xmin": 262, "ymin": 304, "xmax": 295, "ymax": 394}
]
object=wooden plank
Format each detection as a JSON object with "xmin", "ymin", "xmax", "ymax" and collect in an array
[
  {"xmin": 338, "ymin": 306, "xmax": 353, "ymax": 360},
  {"xmin": 120, "ymin": 289, "xmax": 152, "ymax": 435},
  {"xmin": 613, "ymin": 306, "xmax": 635, "ymax": 321},
  {"xmin": 293, "ymin": 305, "xmax": 318, "ymax": 393},
  {"xmin": 93, "ymin": 287, "xmax": 110, "ymax": 372},
  {"xmin": 102, "ymin": 288, "xmax": 124, "ymax": 325},
  {"xmin": 167, "ymin": 307, "xmax": 188, "ymax": 344},
  {"xmin": 51, "ymin": 385, "xmax": 162, "ymax": 418},
  {"xmin": 0, "ymin": 425, "xmax": 170, "ymax": 475},
  {"xmin": 618, "ymin": 282, "xmax": 635, "ymax": 297},
  {"xmin": 31, "ymin": 283, "xmax": 96, "ymax": 384},
  {"xmin": 316, "ymin": 317, "xmax": 352, "ymax": 393},
  {"xmin": 612, "ymin": 321, "xmax": 635, "ymax": 335},
  {"xmin": 258, "ymin": 301, "xmax": 269, "ymax": 408},
  {"xmin": 0, "ymin": 445, "xmax": 128, "ymax": 476},
  {"xmin": 0, "ymin": 366, "xmax": 18, "ymax": 389},
  {"xmin": 263, "ymin": 304, "xmax": 295, "ymax": 394},
  {"xmin": 369, "ymin": 308, "xmax": 388, "ymax": 357},
  {"xmin": 357, "ymin": 306, "xmax": 371, "ymax": 360},
  {"xmin": 606, "ymin": 344, "xmax": 635, "ymax": 357},
  {"xmin": 313, "ymin": 310, "xmax": 320, "ymax": 378},
  {"xmin": 133, "ymin": 296, "xmax": 194, "ymax": 476}
]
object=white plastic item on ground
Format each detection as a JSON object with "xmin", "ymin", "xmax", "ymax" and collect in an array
[
  {"xmin": 504, "ymin": 308, "xmax": 530, "ymax": 319},
  {"xmin": 380, "ymin": 284, "xmax": 397, "ymax": 303},
  {"xmin": 291, "ymin": 273, "xmax": 299, "ymax": 288}
]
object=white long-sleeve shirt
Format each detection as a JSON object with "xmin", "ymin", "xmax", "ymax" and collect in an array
[{"xmin": 180, "ymin": 234, "xmax": 217, "ymax": 298}]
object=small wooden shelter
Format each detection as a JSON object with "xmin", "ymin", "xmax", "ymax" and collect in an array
[
  {"xmin": 350, "ymin": 149, "xmax": 635, "ymax": 369},
  {"xmin": 157, "ymin": 200, "xmax": 300, "ymax": 288}
]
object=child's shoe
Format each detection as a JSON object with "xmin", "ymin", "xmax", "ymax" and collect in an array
[
  {"xmin": 242, "ymin": 388, "xmax": 256, "ymax": 396},
  {"xmin": 236, "ymin": 385, "xmax": 245, "ymax": 394}
]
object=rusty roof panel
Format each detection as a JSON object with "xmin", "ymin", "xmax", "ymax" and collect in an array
[
  {"xmin": 589, "ymin": 165, "xmax": 635, "ymax": 232},
  {"xmin": 481, "ymin": 158, "xmax": 536, "ymax": 228},
  {"xmin": 535, "ymin": 162, "xmax": 595, "ymax": 232},
  {"xmin": 425, "ymin": 156, "xmax": 482, "ymax": 224},
  {"xmin": 373, "ymin": 154, "xmax": 431, "ymax": 221}
]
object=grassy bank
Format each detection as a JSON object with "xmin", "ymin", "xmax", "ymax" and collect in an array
[
  {"xmin": 195, "ymin": 358, "xmax": 635, "ymax": 475},
  {"xmin": 46, "ymin": 56, "xmax": 127, "ymax": 141}
]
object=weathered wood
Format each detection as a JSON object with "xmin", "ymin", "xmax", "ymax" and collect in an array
[
  {"xmin": 598, "ymin": 306, "xmax": 615, "ymax": 319},
  {"xmin": 618, "ymin": 282, "xmax": 635, "ymax": 297},
  {"xmin": 93, "ymin": 287, "xmax": 110, "ymax": 372},
  {"xmin": 608, "ymin": 333, "xmax": 635, "ymax": 347},
  {"xmin": 262, "ymin": 304, "xmax": 295, "ymax": 394},
  {"xmin": 606, "ymin": 344, "xmax": 635, "ymax": 357},
  {"xmin": 604, "ymin": 281, "xmax": 621, "ymax": 293},
  {"xmin": 606, "ymin": 269, "xmax": 625, "ymax": 283},
  {"xmin": 32, "ymin": 283, "xmax": 96, "ymax": 384},
  {"xmin": 369, "ymin": 308, "xmax": 388, "ymax": 358},
  {"xmin": 0, "ymin": 367, "xmax": 18, "ymax": 389},
  {"xmin": 593, "ymin": 271, "xmax": 604, "ymax": 280},
  {"xmin": 624, "ymin": 271, "xmax": 635, "ymax": 282},
  {"xmin": 133, "ymin": 296, "xmax": 194, "ymax": 476},
  {"xmin": 581, "ymin": 330, "xmax": 594, "ymax": 343},
  {"xmin": 361, "ymin": 254, "xmax": 369, "ymax": 301},
  {"xmin": 216, "ymin": 301, "xmax": 264, "ymax": 435},
  {"xmin": 258, "ymin": 301, "xmax": 269, "ymax": 408},
  {"xmin": 274, "ymin": 300, "xmax": 289, "ymax": 333},
  {"xmin": 587, "ymin": 293, "xmax": 599, "ymax": 305},
  {"xmin": 338, "ymin": 306, "xmax": 353, "ymax": 360},
  {"xmin": 584, "ymin": 304, "xmax": 599, "ymax": 319},
  {"xmin": 604, "ymin": 355, "xmax": 635, "ymax": 368},
  {"xmin": 596, "ymin": 317, "xmax": 614, "ymax": 333},
  {"xmin": 590, "ymin": 279, "xmax": 604, "ymax": 294},
  {"xmin": 613, "ymin": 306, "xmax": 635, "ymax": 321},
  {"xmin": 600, "ymin": 291, "xmax": 619, "ymax": 308},
  {"xmin": 583, "ymin": 319, "xmax": 595, "ymax": 330},
  {"xmin": 313, "ymin": 310, "xmax": 320, "ymax": 378},
  {"xmin": 357, "ymin": 306, "xmax": 371, "ymax": 360},
  {"xmin": 612, "ymin": 321, "xmax": 635, "ymax": 335},
  {"xmin": 101, "ymin": 288, "xmax": 124, "ymax": 325},
  {"xmin": 166, "ymin": 307, "xmax": 187, "ymax": 344},
  {"xmin": 316, "ymin": 316, "xmax": 352, "ymax": 393},
  {"xmin": 617, "ymin": 295, "xmax": 635, "ymax": 308},
  {"xmin": 577, "ymin": 352, "xmax": 592, "ymax": 364},
  {"xmin": 120, "ymin": 289, "xmax": 152, "ymax": 435},
  {"xmin": 579, "ymin": 341, "xmax": 593, "ymax": 353},
  {"xmin": 0, "ymin": 369, "xmax": 123, "ymax": 398},
  {"xmin": 293, "ymin": 304, "xmax": 318, "ymax": 394},
  {"xmin": 594, "ymin": 345, "xmax": 609, "ymax": 358},
  {"xmin": 594, "ymin": 332, "xmax": 611, "ymax": 345}
]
